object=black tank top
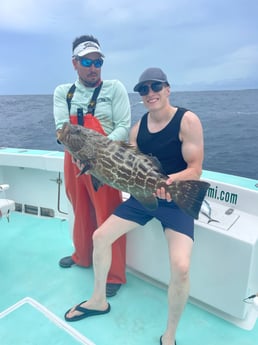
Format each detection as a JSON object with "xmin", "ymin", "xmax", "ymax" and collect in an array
[{"xmin": 136, "ymin": 107, "xmax": 187, "ymax": 175}]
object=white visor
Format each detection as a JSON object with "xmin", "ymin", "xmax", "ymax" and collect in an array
[{"xmin": 73, "ymin": 41, "xmax": 104, "ymax": 58}]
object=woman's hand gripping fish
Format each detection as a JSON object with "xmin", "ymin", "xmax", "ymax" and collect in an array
[{"xmin": 58, "ymin": 122, "xmax": 210, "ymax": 219}]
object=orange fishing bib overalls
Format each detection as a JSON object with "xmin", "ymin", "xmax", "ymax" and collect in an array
[{"xmin": 64, "ymin": 83, "xmax": 126, "ymax": 284}]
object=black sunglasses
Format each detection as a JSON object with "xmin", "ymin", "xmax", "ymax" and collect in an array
[{"xmin": 138, "ymin": 82, "xmax": 165, "ymax": 96}]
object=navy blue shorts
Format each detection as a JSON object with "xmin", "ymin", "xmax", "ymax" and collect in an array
[{"xmin": 114, "ymin": 196, "xmax": 194, "ymax": 240}]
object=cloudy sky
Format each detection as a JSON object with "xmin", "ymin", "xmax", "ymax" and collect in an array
[{"xmin": 0, "ymin": 0, "xmax": 257, "ymax": 95}]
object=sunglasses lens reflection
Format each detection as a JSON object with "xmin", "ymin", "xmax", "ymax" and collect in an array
[{"xmin": 79, "ymin": 58, "xmax": 103, "ymax": 68}]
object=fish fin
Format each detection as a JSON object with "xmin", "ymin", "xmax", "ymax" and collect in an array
[
  {"xmin": 77, "ymin": 161, "xmax": 92, "ymax": 176},
  {"xmin": 118, "ymin": 143, "xmax": 165, "ymax": 174},
  {"xmin": 168, "ymin": 180, "xmax": 210, "ymax": 219},
  {"xmin": 119, "ymin": 142, "xmax": 150, "ymax": 155},
  {"xmin": 91, "ymin": 176, "xmax": 104, "ymax": 191},
  {"xmin": 119, "ymin": 141, "xmax": 136, "ymax": 149},
  {"xmin": 79, "ymin": 165, "xmax": 89, "ymax": 175},
  {"xmin": 135, "ymin": 195, "xmax": 158, "ymax": 211}
]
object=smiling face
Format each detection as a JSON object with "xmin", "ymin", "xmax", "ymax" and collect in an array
[{"xmin": 140, "ymin": 82, "xmax": 170, "ymax": 111}]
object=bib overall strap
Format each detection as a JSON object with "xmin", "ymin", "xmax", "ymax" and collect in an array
[
  {"xmin": 86, "ymin": 82, "xmax": 103, "ymax": 115},
  {"xmin": 66, "ymin": 82, "xmax": 103, "ymax": 123},
  {"xmin": 66, "ymin": 83, "xmax": 76, "ymax": 115}
]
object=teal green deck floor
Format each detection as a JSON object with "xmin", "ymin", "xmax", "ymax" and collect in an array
[{"xmin": 0, "ymin": 212, "xmax": 257, "ymax": 345}]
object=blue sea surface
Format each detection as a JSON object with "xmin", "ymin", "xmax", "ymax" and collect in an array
[{"xmin": 0, "ymin": 89, "xmax": 257, "ymax": 180}]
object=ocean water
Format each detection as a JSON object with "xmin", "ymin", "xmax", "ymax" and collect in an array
[{"xmin": 0, "ymin": 89, "xmax": 257, "ymax": 180}]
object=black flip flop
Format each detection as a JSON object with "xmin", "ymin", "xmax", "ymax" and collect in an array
[
  {"xmin": 160, "ymin": 336, "xmax": 177, "ymax": 345},
  {"xmin": 65, "ymin": 300, "xmax": 111, "ymax": 322}
]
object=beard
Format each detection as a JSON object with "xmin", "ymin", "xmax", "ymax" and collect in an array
[{"xmin": 80, "ymin": 73, "xmax": 101, "ymax": 88}]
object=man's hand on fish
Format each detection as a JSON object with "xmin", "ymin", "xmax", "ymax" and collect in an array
[
  {"xmin": 154, "ymin": 187, "xmax": 172, "ymax": 202},
  {"xmin": 154, "ymin": 176, "xmax": 173, "ymax": 202},
  {"xmin": 154, "ymin": 175, "xmax": 174, "ymax": 202},
  {"xmin": 56, "ymin": 129, "xmax": 61, "ymax": 138}
]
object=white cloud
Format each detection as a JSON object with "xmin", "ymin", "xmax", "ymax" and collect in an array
[
  {"xmin": 0, "ymin": 0, "xmax": 209, "ymax": 33},
  {"xmin": 0, "ymin": 0, "xmax": 64, "ymax": 32},
  {"xmin": 182, "ymin": 44, "xmax": 258, "ymax": 85},
  {"xmin": 0, "ymin": 0, "xmax": 257, "ymax": 93}
]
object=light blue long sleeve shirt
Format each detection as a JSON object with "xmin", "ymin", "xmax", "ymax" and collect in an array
[{"xmin": 53, "ymin": 79, "xmax": 131, "ymax": 141}]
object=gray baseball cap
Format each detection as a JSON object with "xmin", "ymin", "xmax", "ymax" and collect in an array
[{"xmin": 134, "ymin": 67, "xmax": 169, "ymax": 92}]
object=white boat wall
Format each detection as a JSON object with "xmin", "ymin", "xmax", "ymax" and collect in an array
[{"xmin": 1, "ymin": 147, "xmax": 258, "ymax": 330}]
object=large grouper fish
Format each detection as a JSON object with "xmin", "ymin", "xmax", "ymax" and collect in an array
[{"xmin": 58, "ymin": 122, "xmax": 210, "ymax": 219}]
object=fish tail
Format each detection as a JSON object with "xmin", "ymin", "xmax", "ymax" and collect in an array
[{"xmin": 168, "ymin": 180, "xmax": 210, "ymax": 219}]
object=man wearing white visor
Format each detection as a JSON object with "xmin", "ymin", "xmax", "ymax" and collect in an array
[{"xmin": 53, "ymin": 34, "xmax": 131, "ymax": 297}]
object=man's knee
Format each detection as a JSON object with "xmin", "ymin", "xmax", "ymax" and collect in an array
[
  {"xmin": 93, "ymin": 228, "xmax": 109, "ymax": 249},
  {"xmin": 172, "ymin": 257, "xmax": 190, "ymax": 281}
]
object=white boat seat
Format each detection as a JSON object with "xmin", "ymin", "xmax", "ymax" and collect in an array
[
  {"xmin": 0, "ymin": 184, "xmax": 15, "ymax": 220},
  {"xmin": 0, "ymin": 199, "xmax": 15, "ymax": 219}
]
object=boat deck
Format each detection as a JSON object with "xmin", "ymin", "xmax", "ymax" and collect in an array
[{"xmin": 1, "ymin": 212, "xmax": 257, "ymax": 345}]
